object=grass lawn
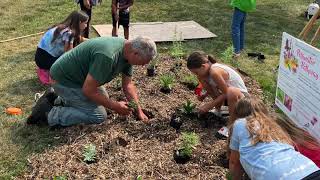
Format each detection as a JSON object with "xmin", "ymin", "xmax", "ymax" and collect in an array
[{"xmin": 0, "ymin": 0, "xmax": 314, "ymax": 178}]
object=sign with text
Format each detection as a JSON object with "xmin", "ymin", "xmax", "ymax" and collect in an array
[{"xmin": 276, "ymin": 32, "xmax": 320, "ymax": 140}]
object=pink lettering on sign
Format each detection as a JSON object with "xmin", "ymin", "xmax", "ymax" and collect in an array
[
  {"xmin": 296, "ymin": 49, "xmax": 316, "ymax": 65},
  {"xmin": 301, "ymin": 61, "xmax": 319, "ymax": 80}
]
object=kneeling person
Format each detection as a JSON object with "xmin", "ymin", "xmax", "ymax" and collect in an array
[{"xmin": 29, "ymin": 36, "xmax": 157, "ymax": 127}]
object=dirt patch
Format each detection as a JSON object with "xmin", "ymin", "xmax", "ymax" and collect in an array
[{"xmin": 22, "ymin": 56, "xmax": 264, "ymax": 179}]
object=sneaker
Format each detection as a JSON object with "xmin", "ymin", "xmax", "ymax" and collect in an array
[
  {"xmin": 34, "ymin": 87, "xmax": 58, "ymax": 105},
  {"xmin": 27, "ymin": 98, "xmax": 53, "ymax": 125},
  {"xmin": 215, "ymin": 126, "xmax": 229, "ymax": 139},
  {"xmin": 27, "ymin": 87, "xmax": 57, "ymax": 125},
  {"xmin": 232, "ymin": 53, "xmax": 241, "ymax": 60}
]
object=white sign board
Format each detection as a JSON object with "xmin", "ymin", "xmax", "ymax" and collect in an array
[{"xmin": 276, "ymin": 32, "xmax": 320, "ymax": 140}]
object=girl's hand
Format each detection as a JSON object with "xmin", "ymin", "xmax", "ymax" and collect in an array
[
  {"xmin": 197, "ymin": 94, "xmax": 207, "ymax": 101},
  {"xmin": 198, "ymin": 103, "xmax": 212, "ymax": 114}
]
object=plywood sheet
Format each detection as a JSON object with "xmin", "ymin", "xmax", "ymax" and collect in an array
[{"xmin": 92, "ymin": 21, "xmax": 217, "ymax": 42}]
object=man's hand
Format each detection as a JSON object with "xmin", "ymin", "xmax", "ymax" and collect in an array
[
  {"xmin": 112, "ymin": 101, "xmax": 132, "ymax": 115},
  {"xmin": 137, "ymin": 109, "xmax": 149, "ymax": 124}
]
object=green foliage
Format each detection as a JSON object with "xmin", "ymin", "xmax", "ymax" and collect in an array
[
  {"xmin": 128, "ymin": 100, "xmax": 138, "ymax": 110},
  {"xmin": 180, "ymin": 132, "xmax": 199, "ymax": 157},
  {"xmin": 114, "ymin": 76, "xmax": 121, "ymax": 90},
  {"xmin": 182, "ymin": 74, "xmax": 199, "ymax": 87},
  {"xmin": 183, "ymin": 100, "xmax": 196, "ymax": 114},
  {"xmin": 136, "ymin": 175, "xmax": 143, "ymax": 180},
  {"xmin": 170, "ymin": 28, "xmax": 185, "ymax": 59},
  {"xmin": 220, "ymin": 46, "xmax": 239, "ymax": 67},
  {"xmin": 148, "ymin": 56, "xmax": 158, "ymax": 69},
  {"xmin": 53, "ymin": 175, "xmax": 68, "ymax": 180},
  {"xmin": 226, "ymin": 171, "xmax": 233, "ymax": 180},
  {"xmin": 160, "ymin": 74, "xmax": 175, "ymax": 89},
  {"xmin": 83, "ymin": 144, "xmax": 97, "ymax": 162},
  {"xmin": 0, "ymin": 0, "xmax": 309, "ymax": 177}
]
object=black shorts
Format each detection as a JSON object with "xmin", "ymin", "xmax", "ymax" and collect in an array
[
  {"xmin": 35, "ymin": 48, "xmax": 59, "ymax": 70},
  {"xmin": 302, "ymin": 170, "xmax": 320, "ymax": 180},
  {"xmin": 112, "ymin": 11, "xmax": 130, "ymax": 28}
]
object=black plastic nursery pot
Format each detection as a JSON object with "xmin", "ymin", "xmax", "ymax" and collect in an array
[
  {"xmin": 147, "ymin": 67, "xmax": 156, "ymax": 77},
  {"xmin": 186, "ymin": 83, "xmax": 198, "ymax": 90},
  {"xmin": 173, "ymin": 149, "xmax": 191, "ymax": 164},
  {"xmin": 170, "ymin": 113, "xmax": 183, "ymax": 131},
  {"xmin": 160, "ymin": 87, "xmax": 171, "ymax": 94},
  {"xmin": 84, "ymin": 159, "xmax": 97, "ymax": 164}
]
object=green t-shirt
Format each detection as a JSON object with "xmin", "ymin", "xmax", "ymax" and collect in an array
[
  {"xmin": 50, "ymin": 37, "xmax": 133, "ymax": 88},
  {"xmin": 230, "ymin": 0, "xmax": 256, "ymax": 12}
]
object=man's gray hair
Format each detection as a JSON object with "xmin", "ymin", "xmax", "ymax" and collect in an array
[{"xmin": 131, "ymin": 36, "xmax": 157, "ymax": 60}]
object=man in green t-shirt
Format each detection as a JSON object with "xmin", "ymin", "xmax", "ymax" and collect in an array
[
  {"xmin": 28, "ymin": 36, "xmax": 157, "ymax": 127},
  {"xmin": 230, "ymin": 0, "xmax": 256, "ymax": 58}
]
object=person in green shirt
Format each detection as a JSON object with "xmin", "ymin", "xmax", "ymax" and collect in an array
[
  {"xmin": 231, "ymin": 0, "xmax": 256, "ymax": 58},
  {"xmin": 27, "ymin": 36, "xmax": 157, "ymax": 127}
]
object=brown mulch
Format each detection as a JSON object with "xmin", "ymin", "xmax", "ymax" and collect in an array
[{"xmin": 22, "ymin": 57, "xmax": 265, "ymax": 179}]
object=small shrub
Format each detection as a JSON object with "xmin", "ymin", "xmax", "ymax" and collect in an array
[
  {"xmin": 226, "ymin": 171, "xmax": 233, "ymax": 180},
  {"xmin": 180, "ymin": 132, "xmax": 199, "ymax": 157},
  {"xmin": 114, "ymin": 76, "xmax": 121, "ymax": 90},
  {"xmin": 160, "ymin": 74, "xmax": 175, "ymax": 90},
  {"xmin": 148, "ymin": 57, "xmax": 158, "ymax": 69},
  {"xmin": 221, "ymin": 46, "xmax": 238, "ymax": 67},
  {"xmin": 128, "ymin": 100, "xmax": 138, "ymax": 110},
  {"xmin": 136, "ymin": 175, "xmax": 143, "ymax": 180},
  {"xmin": 83, "ymin": 144, "xmax": 97, "ymax": 163},
  {"xmin": 170, "ymin": 28, "xmax": 185, "ymax": 59},
  {"xmin": 183, "ymin": 100, "xmax": 196, "ymax": 114},
  {"xmin": 53, "ymin": 175, "xmax": 67, "ymax": 180},
  {"xmin": 182, "ymin": 74, "xmax": 199, "ymax": 89}
]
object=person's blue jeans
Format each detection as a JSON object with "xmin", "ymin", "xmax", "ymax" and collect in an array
[
  {"xmin": 232, "ymin": 8, "xmax": 247, "ymax": 54},
  {"xmin": 48, "ymin": 83, "xmax": 108, "ymax": 127}
]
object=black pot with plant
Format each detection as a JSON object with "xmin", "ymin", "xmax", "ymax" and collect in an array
[
  {"xmin": 170, "ymin": 113, "xmax": 183, "ymax": 131},
  {"xmin": 159, "ymin": 74, "xmax": 174, "ymax": 94},
  {"xmin": 173, "ymin": 132, "xmax": 199, "ymax": 164},
  {"xmin": 147, "ymin": 58, "xmax": 158, "ymax": 77},
  {"xmin": 181, "ymin": 74, "xmax": 199, "ymax": 90},
  {"xmin": 173, "ymin": 149, "xmax": 191, "ymax": 164},
  {"xmin": 147, "ymin": 66, "xmax": 156, "ymax": 76}
]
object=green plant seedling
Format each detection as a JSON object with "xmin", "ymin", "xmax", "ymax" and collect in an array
[
  {"xmin": 128, "ymin": 100, "xmax": 138, "ymax": 110},
  {"xmin": 170, "ymin": 27, "xmax": 185, "ymax": 59},
  {"xmin": 136, "ymin": 175, "xmax": 143, "ymax": 180},
  {"xmin": 83, "ymin": 144, "xmax": 97, "ymax": 163},
  {"xmin": 180, "ymin": 132, "xmax": 199, "ymax": 157},
  {"xmin": 183, "ymin": 100, "xmax": 196, "ymax": 114},
  {"xmin": 53, "ymin": 175, "xmax": 67, "ymax": 180},
  {"xmin": 226, "ymin": 171, "xmax": 233, "ymax": 180},
  {"xmin": 160, "ymin": 74, "xmax": 175, "ymax": 90},
  {"xmin": 182, "ymin": 74, "xmax": 199, "ymax": 89},
  {"xmin": 113, "ymin": 76, "xmax": 122, "ymax": 90},
  {"xmin": 148, "ymin": 57, "xmax": 158, "ymax": 69}
]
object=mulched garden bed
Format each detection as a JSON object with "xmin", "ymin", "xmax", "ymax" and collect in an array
[{"xmin": 22, "ymin": 56, "xmax": 265, "ymax": 179}]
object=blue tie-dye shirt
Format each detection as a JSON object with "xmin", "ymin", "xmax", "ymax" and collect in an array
[
  {"xmin": 38, "ymin": 27, "xmax": 74, "ymax": 57},
  {"xmin": 230, "ymin": 118, "xmax": 319, "ymax": 180}
]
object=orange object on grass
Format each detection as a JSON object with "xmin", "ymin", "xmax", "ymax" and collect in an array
[{"xmin": 6, "ymin": 107, "xmax": 22, "ymax": 115}]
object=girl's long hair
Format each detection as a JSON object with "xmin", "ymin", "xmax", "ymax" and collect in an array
[
  {"xmin": 51, "ymin": 10, "xmax": 88, "ymax": 47},
  {"xmin": 187, "ymin": 51, "xmax": 217, "ymax": 69},
  {"xmin": 232, "ymin": 97, "xmax": 293, "ymax": 146},
  {"xmin": 275, "ymin": 115, "xmax": 320, "ymax": 150}
]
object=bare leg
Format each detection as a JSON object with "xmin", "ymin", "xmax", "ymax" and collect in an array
[
  {"xmin": 112, "ymin": 26, "xmax": 118, "ymax": 37},
  {"xmin": 124, "ymin": 27, "xmax": 129, "ymax": 40},
  {"xmin": 227, "ymin": 87, "xmax": 244, "ymax": 126}
]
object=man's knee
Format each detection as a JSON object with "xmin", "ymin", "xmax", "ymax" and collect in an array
[{"xmin": 92, "ymin": 106, "xmax": 108, "ymax": 124}]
